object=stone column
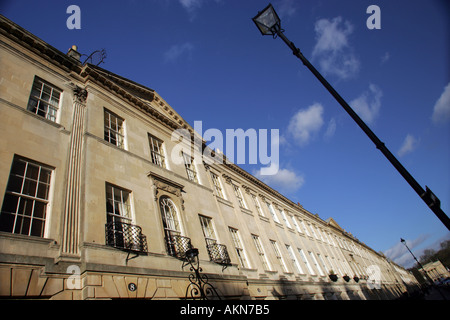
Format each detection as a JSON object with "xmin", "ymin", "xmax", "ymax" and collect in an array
[{"xmin": 61, "ymin": 86, "xmax": 88, "ymax": 258}]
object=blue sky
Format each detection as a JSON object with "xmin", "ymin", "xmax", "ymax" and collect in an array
[{"xmin": 2, "ymin": 0, "xmax": 449, "ymax": 268}]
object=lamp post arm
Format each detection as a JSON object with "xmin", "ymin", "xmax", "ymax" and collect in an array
[{"xmin": 276, "ymin": 31, "xmax": 450, "ymax": 231}]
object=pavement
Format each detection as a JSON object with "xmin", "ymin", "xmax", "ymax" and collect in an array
[{"xmin": 423, "ymin": 286, "xmax": 450, "ymax": 300}]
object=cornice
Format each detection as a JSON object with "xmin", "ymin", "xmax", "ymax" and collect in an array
[{"xmin": 0, "ymin": 15, "xmax": 82, "ymax": 74}]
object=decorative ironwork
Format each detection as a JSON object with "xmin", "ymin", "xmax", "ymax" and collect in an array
[
  {"xmin": 183, "ymin": 248, "xmax": 221, "ymax": 300},
  {"xmin": 105, "ymin": 221, "xmax": 148, "ymax": 253},
  {"xmin": 205, "ymin": 239, "xmax": 232, "ymax": 267},
  {"xmin": 166, "ymin": 230, "xmax": 193, "ymax": 259},
  {"xmin": 82, "ymin": 48, "xmax": 107, "ymax": 66}
]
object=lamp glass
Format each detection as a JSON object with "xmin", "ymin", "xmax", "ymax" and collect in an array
[{"xmin": 252, "ymin": 4, "xmax": 281, "ymax": 36}]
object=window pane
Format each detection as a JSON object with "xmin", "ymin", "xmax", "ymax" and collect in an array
[
  {"xmin": 104, "ymin": 111, "xmax": 110, "ymax": 127},
  {"xmin": 6, "ymin": 174, "xmax": 23, "ymax": 193},
  {"xmin": 22, "ymin": 179, "xmax": 37, "ymax": 197},
  {"xmin": 0, "ymin": 212, "xmax": 15, "ymax": 232},
  {"xmin": 30, "ymin": 218, "xmax": 44, "ymax": 237},
  {"xmin": 27, "ymin": 78, "xmax": 61, "ymax": 122},
  {"xmin": 1, "ymin": 194, "xmax": 19, "ymax": 214},
  {"xmin": 39, "ymin": 169, "xmax": 51, "ymax": 184},
  {"xmin": 33, "ymin": 201, "xmax": 46, "ymax": 219},
  {"xmin": 14, "ymin": 215, "xmax": 29, "ymax": 235},
  {"xmin": 1, "ymin": 157, "xmax": 52, "ymax": 238},
  {"xmin": 18, "ymin": 198, "xmax": 34, "ymax": 217},
  {"xmin": 11, "ymin": 159, "xmax": 26, "ymax": 176},
  {"xmin": 26, "ymin": 164, "xmax": 40, "ymax": 180}
]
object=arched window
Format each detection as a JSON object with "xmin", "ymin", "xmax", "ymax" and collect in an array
[
  {"xmin": 159, "ymin": 197, "xmax": 180, "ymax": 234},
  {"xmin": 159, "ymin": 197, "xmax": 191, "ymax": 258}
]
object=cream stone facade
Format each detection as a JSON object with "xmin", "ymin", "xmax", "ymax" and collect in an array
[
  {"xmin": 419, "ymin": 260, "xmax": 450, "ymax": 283},
  {"xmin": 0, "ymin": 15, "xmax": 418, "ymax": 300}
]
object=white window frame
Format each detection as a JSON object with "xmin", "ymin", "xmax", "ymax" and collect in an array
[
  {"xmin": 210, "ymin": 172, "xmax": 225, "ymax": 199},
  {"xmin": 182, "ymin": 152, "xmax": 198, "ymax": 183},
  {"xmin": 300, "ymin": 219, "xmax": 310, "ymax": 236},
  {"xmin": 148, "ymin": 134, "xmax": 166, "ymax": 168},
  {"xmin": 270, "ymin": 240, "xmax": 288, "ymax": 273},
  {"xmin": 199, "ymin": 215, "xmax": 217, "ymax": 241},
  {"xmin": 0, "ymin": 156, "xmax": 53, "ymax": 237},
  {"xmin": 27, "ymin": 77, "xmax": 62, "ymax": 123},
  {"xmin": 291, "ymin": 215, "xmax": 302, "ymax": 233},
  {"xmin": 232, "ymin": 184, "xmax": 246, "ymax": 209},
  {"xmin": 279, "ymin": 209, "xmax": 292, "ymax": 228},
  {"xmin": 252, "ymin": 234, "xmax": 271, "ymax": 271},
  {"xmin": 309, "ymin": 223, "xmax": 319, "ymax": 239},
  {"xmin": 251, "ymin": 194, "xmax": 263, "ymax": 216},
  {"xmin": 105, "ymin": 183, "xmax": 133, "ymax": 224},
  {"xmin": 298, "ymin": 248, "xmax": 315, "ymax": 275},
  {"xmin": 286, "ymin": 244, "xmax": 303, "ymax": 274},
  {"xmin": 229, "ymin": 227, "xmax": 250, "ymax": 269},
  {"xmin": 310, "ymin": 251, "xmax": 325, "ymax": 276},
  {"xmin": 104, "ymin": 109, "xmax": 126, "ymax": 149},
  {"xmin": 265, "ymin": 202, "xmax": 280, "ymax": 223},
  {"xmin": 317, "ymin": 253, "xmax": 328, "ymax": 276}
]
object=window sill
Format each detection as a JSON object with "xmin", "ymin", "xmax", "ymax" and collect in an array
[
  {"xmin": 274, "ymin": 222, "xmax": 284, "ymax": 229},
  {"xmin": 216, "ymin": 196, "xmax": 234, "ymax": 208},
  {"xmin": 0, "ymin": 231, "xmax": 57, "ymax": 246},
  {"xmin": 240, "ymin": 207, "xmax": 253, "ymax": 216}
]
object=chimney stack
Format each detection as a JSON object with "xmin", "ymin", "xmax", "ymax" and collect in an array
[{"xmin": 67, "ymin": 45, "xmax": 81, "ymax": 61}]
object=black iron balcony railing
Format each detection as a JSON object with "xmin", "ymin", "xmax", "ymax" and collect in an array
[
  {"xmin": 165, "ymin": 230, "xmax": 193, "ymax": 259},
  {"xmin": 105, "ymin": 220, "xmax": 148, "ymax": 253},
  {"xmin": 205, "ymin": 239, "xmax": 231, "ymax": 266}
]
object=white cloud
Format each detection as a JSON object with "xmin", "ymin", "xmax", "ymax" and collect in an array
[
  {"xmin": 277, "ymin": 0, "xmax": 297, "ymax": 19},
  {"xmin": 179, "ymin": 0, "xmax": 202, "ymax": 12},
  {"xmin": 380, "ymin": 52, "xmax": 390, "ymax": 64},
  {"xmin": 398, "ymin": 134, "xmax": 419, "ymax": 157},
  {"xmin": 287, "ymin": 103, "xmax": 324, "ymax": 146},
  {"xmin": 324, "ymin": 118, "xmax": 337, "ymax": 140},
  {"xmin": 163, "ymin": 42, "xmax": 194, "ymax": 63},
  {"xmin": 312, "ymin": 17, "xmax": 360, "ymax": 80},
  {"xmin": 431, "ymin": 82, "xmax": 450, "ymax": 124},
  {"xmin": 254, "ymin": 164, "xmax": 305, "ymax": 194},
  {"xmin": 350, "ymin": 84, "xmax": 383, "ymax": 124},
  {"xmin": 178, "ymin": 0, "xmax": 221, "ymax": 20},
  {"xmin": 384, "ymin": 234, "xmax": 430, "ymax": 268}
]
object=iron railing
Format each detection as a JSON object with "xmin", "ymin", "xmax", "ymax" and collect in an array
[
  {"xmin": 166, "ymin": 230, "xmax": 193, "ymax": 259},
  {"xmin": 105, "ymin": 221, "xmax": 148, "ymax": 253},
  {"xmin": 205, "ymin": 239, "xmax": 231, "ymax": 266}
]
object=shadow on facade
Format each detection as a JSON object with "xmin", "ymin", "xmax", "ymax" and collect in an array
[{"xmin": 212, "ymin": 276, "xmax": 407, "ymax": 300}]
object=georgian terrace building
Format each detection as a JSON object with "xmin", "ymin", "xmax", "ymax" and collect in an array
[{"xmin": 0, "ymin": 15, "xmax": 417, "ymax": 300}]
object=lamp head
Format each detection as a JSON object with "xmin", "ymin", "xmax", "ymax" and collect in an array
[
  {"xmin": 186, "ymin": 248, "xmax": 199, "ymax": 259},
  {"xmin": 252, "ymin": 3, "xmax": 281, "ymax": 36}
]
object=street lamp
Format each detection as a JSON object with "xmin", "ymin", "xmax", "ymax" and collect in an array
[
  {"xmin": 252, "ymin": 4, "xmax": 450, "ymax": 231},
  {"xmin": 400, "ymin": 238, "xmax": 427, "ymax": 275},
  {"xmin": 400, "ymin": 238, "xmax": 446, "ymax": 299},
  {"xmin": 182, "ymin": 247, "xmax": 221, "ymax": 300}
]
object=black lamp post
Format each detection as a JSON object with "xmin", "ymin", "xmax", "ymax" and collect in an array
[
  {"xmin": 252, "ymin": 4, "xmax": 450, "ymax": 231},
  {"xmin": 400, "ymin": 238, "xmax": 446, "ymax": 299},
  {"xmin": 400, "ymin": 238, "xmax": 428, "ymax": 279},
  {"xmin": 182, "ymin": 247, "xmax": 221, "ymax": 300}
]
